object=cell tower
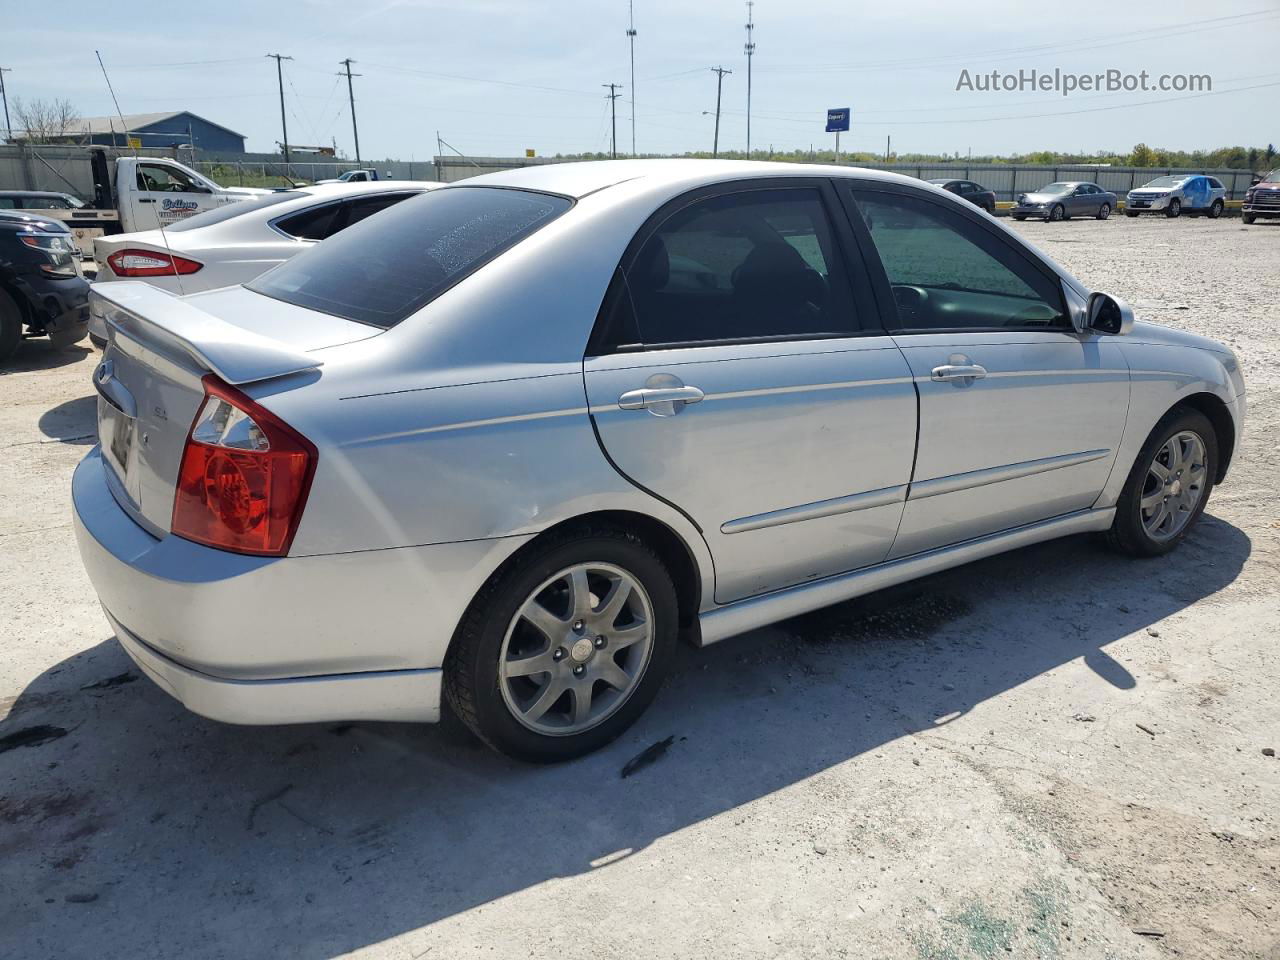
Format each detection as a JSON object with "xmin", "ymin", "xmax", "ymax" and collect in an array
[
  {"xmin": 744, "ymin": 1, "xmax": 756, "ymax": 156},
  {"xmin": 627, "ymin": 1, "xmax": 638, "ymax": 156}
]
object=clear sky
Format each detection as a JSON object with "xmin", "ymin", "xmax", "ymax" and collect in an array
[{"xmin": 4, "ymin": 0, "xmax": 1278, "ymax": 160}]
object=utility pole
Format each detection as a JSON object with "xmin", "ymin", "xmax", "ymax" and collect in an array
[
  {"xmin": 626, "ymin": 1, "xmax": 637, "ymax": 156},
  {"xmin": 710, "ymin": 66, "xmax": 731, "ymax": 158},
  {"xmin": 602, "ymin": 83, "xmax": 622, "ymax": 159},
  {"xmin": 886, "ymin": 135, "xmax": 891, "ymax": 162},
  {"xmin": 267, "ymin": 53, "xmax": 293, "ymax": 173},
  {"xmin": 0, "ymin": 68, "xmax": 12, "ymax": 143},
  {"xmin": 339, "ymin": 58, "xmax": 362, "ymax": 164},
  {"xmin": 744, "ymin": 1, "xmax": 755, "ymax": 157}
]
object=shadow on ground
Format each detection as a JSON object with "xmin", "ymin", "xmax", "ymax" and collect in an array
[
  {"xmin": 0, "ymin": 339, "xmax": 92, "ymax": 375},
  {"xmin": 0, "ymin": 514, "xmax": 1250, "ymax": 957}
]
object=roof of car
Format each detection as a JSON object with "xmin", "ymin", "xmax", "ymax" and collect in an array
[
  {"xmin": 0, "ymin": 209, "xmax": 68, "ymax": 231},
  {"xmin": 453, "ymin": 158, "xmax": 916, "ymax": 199},
  {"xmin": 295, "ymin": 180, "xmax": 439, "ymax": 199}
]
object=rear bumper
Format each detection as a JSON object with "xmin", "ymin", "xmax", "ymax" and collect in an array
[
  {"xmin": 72, "ymin": 447, "xmax": 524, "ymax": 724},
  {"xmin": 108, "ymin": 609, "xmax": 440, "ymax": 724}
]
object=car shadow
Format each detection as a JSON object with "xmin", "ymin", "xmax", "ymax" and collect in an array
[
  {"xmin": 0, "ymin": 339, "xmax": 92, "ymax": 374},
  {"xmin": 37, "ymin": 395, "xmax": 97, "ymax": 444},
  {"xmin": 0, "ymin": 514, "xmax": 1250, "ymax": 957}
]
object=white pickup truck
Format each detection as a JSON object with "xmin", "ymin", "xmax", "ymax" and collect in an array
[{"xmin": 12, "ymin": 150, "xmax": 270, "ymax": 255}]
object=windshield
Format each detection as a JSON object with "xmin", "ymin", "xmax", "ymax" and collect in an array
[
  {"xmin": 1259, "ymin": 169, "xmax": 1280, "ymax": 184},
  {"xmin": 1142, "ymin": 176, "xmax": 1187, "ymax": 188},
  {"xmin": 247, "ymin": 186, "xmax": 573, "ymax": 328},
  {"xmin": 1035, "ymin": 183, "xmax": 1072, "ymax": 194},
  {"xmin": 164, "ymin": 191, "xmax": 306, "ymax": 232}
]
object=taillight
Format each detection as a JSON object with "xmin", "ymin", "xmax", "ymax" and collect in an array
[
  {"xmin": 107, "ymin": 248, "xmax": 203, "ymax": 277},
  {"xmin": 172, "ymin": 376, "xmax": 316, "ymax": 557}
]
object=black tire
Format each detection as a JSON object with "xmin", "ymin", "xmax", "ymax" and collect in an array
[
  {"xmin": 444, "ymin": 524, "xmax": 679, "ymax": 762},
  {"xmin": 1097, "ymin": 203, "xmax": 1111, "ymax": 220},
  {"xmin": 1012, "ymin": 215, "xmax": 1026, "ymax": 221},
  {"xmin": 1048, "ymin": 204, "xmax": 1065, "ymax": 222},
  {"xmin": 1242, "ymin": 213, "xmax": 1256, "ymax": 224},
  {"xmin": 1165, "ymin": 198, "xmax": 1181, "ymax": 218},
  {"xmin": 1106, "ymin": 407, "xmax": 1218, "ymax": 558},
  {"xmin": 0, "ymin": 289, "xmax": 24, "ymax": 364},
  {"xmin": 1125, "ymin": 211, "xmax": 1140, "ymax": 218},
  {"xmin": 1208, "ymin": 199, "xmax": 1224, "ymax": 219}
]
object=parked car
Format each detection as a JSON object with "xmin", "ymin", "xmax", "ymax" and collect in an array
[
  {"xmin": 926, "ymin": 178, "xmax": 996, "ymax": 214},
  {"xmin": 1242, "ymin": 169, "xmax": 1280, "ymax": 224},
  {"xmin": 75, "ymin": 160, "xmax": 1245, "ymax": 762},
  {"xmin": 0, "ymin": 190, "xmax": 89, "ymax": 212},
  {"xmin": 0, "ymin": 210, "xmax": 89, "ymax": 362},
  {"xmin": 88, "ymin": 181, "xmax": 438, "ymax": 345},
  {"xmin": 1012, "ymin": 182, "xmax": 1117, "ymax": 221},
  {"xmin": 1125, "ymin": 175, "xmax": 1226, "ymax": 218}
]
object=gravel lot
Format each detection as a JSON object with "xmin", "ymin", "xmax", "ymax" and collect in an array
[{"xmin": 1, "ymin": 215, "xmax": 1277, "ymax": 960}]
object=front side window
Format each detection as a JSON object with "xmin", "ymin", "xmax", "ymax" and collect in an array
[
  {"xmin": 249, "ymin": 186, "xmax": 571, "ymax": 328},
  {"xmin": 850, "ymin": 188, "xmax": 1066, "ymax": 331},
  {"xmin": 623, "ymin": 188, "xmax": 857, "ymax": 346},
  {"xmin": 137, "ymin": 164, "xmax": 200, "ymax": 193}
]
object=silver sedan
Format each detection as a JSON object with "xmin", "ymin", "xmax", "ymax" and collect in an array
[{"xmin": 75, "ymin": 160, "xmax": 1245, "ymax": 761}]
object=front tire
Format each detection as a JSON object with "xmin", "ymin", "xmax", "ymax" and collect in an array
[
  {"xmin": 1242, "ymin": 212, "xmax": 1256, "ymax": 224},
  {"xmin": 1165, "ymin": 198, "xmax": 1182, "ymax": 218},
  {"xmin": 1097, "ymin": 203, "xmax": 1111, "ymax": 220},
  {"xmin": 1013, "ymin": 214, "xmax": 1026, "ymax": 221},
  {"xmin": 444, "ymin": 525, "xmax": 679, "ymax": 762},
  {"xmin": 1107, "ymin": 407, "xmax": 1218, "ymax": 557},
  {"xmin": 1049, "ymin": 204, "xmax": 1065, "ymax": 222}
]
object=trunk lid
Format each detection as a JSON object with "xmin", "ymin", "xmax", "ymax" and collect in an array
[{"xmin": 90, "ymin": 282, "xmax": 372, "ymax": 537}]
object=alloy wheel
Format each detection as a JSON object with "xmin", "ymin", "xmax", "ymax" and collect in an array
[
  {"xmin": 1140, "ymin": 431, "xmax": 1208, "ymax": 542},
  {"xmin": 498, "ymin": 562, "xmax": 655, "ymax": 736}
]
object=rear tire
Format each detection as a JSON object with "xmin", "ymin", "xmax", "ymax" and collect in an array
[
  {"xmin": 1208, "ymin": 199, "xmax": 1224, "ymax": 219},
  {"xmin": 1165, "ymin": 198, "xmax": 1182, "ymax": 218},
  {"xmin": 0, "ymin": 289, "xmax": 24, "ymax": 364},
  {"xmin": 1106, "ymin": 407, "xmax": 1218, "ymax": 557},
  {"xmin": 444, "ymin": 525, "xmax": 679, "ymax": 762},
  {"xmin": 1097, "ymin": 203, "xmax": 1111, "ymax": 220}
]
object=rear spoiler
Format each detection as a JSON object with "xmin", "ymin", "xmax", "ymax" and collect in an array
[{"xmin": 90, "ymin": 282, "xmax": 322, "ymax": 386}]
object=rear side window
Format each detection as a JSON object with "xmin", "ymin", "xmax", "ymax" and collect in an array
[
  {"xmin": 274, "ymin": 192, "xmax": 417, "ymax": 241},
  {"xmin": 622, "ymin": 188, "xmax": 857, "ymax": 346},
  {"xmin": 248, "ymin": 187, "xmax": 571, "ymax": 328}
]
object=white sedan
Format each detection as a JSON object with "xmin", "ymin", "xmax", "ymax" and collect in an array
[{"xmin": 88, "ymin": 181, "xmax": 438, "ymax": 342}]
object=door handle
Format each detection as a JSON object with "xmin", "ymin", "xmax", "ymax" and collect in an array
[
  {"xmin": 618, "ymin": 385, "xmax": 705, "ymax": 410},
  {"xmin": 138, "ymin": 198, "xmax": 156, "ymax": 204},
  {"xmin": 931, "ymin": 363, "xmax": 987, "ymax": 382}
]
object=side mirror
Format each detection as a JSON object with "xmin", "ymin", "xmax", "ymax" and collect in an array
[{"xmin": 1086, "ymin": 291, "xmax": 1133, "ymax": 336}]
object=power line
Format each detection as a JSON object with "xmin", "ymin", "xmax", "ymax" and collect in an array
[
  {"xmin": 339, "ymin": 58, "xmax": 362, "ymax": 163},
  {"xmin": 602, "ymin": 83, "xmax": 622, "ymax": 158},
  {"xmin": 267, "ymin": 53, "xmax": 293, "ymax": 170},
  {"xmin": 709, "ymin": 66, "xmax": 732, "ymax": 158}
]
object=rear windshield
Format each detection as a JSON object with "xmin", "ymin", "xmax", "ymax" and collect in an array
[
  {"xmin": 165, "ymin": 191, "xmax": 305, "ymax": 232},
  {"xmin": 246, "ymin": 186, "xmax": 572, "ymax": 328}
]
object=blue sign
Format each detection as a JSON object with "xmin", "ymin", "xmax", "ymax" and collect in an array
[{"xmin": 825, "ymin": 107, "xmax": 850, "ymax": 133}]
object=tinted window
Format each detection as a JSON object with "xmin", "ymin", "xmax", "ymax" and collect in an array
[
  {"xmin": 341, "ymin": 192, "xmax": 413, "ymax": 228},
  {"xmin": 0, "ymin": 198, "xmax": 15, "ymax": 209},
  {"xmin": 851, "ymin": 189, "xmax": 1066, "ymax": 331},
  {"xmin": 166, "ymin": 191, "xmax": 305, "ymax": 232},
  {"xmin": 249, "ymin": 187, "xmax": 571, "ymax": 328},
  {"xmin": 1207, "ymin": 177, "xmax": 1223, "ymax": 189},
  {"xmin": 624, "ymin": 188, "xmax": 856, "ymax": 346},
  {"xmin": 275, "ymin": 202, "xmax": 343, "ymax": 241}
]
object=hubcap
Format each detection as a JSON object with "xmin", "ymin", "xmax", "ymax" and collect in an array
[
  {"xmin": 1140, "ymin": 430, "xmax": 1207, "ymax": 542},
  {"xmin": 498, "ymin": 562, "xmax": 654, "ymax": 736}
]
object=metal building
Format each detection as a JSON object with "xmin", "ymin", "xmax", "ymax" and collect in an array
[{"xmin": 32, "ymin": 111, "xmax": 248, "ymax": 153}]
